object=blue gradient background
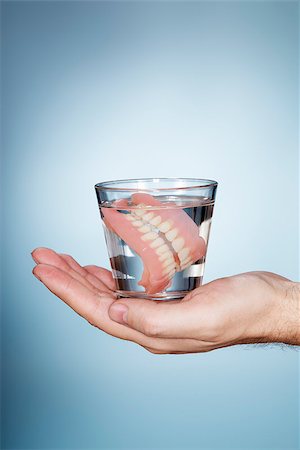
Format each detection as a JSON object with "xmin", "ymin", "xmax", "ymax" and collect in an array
[{"xmin": 1, "ymin": 1, "xmax": 299, "ymax": 449}]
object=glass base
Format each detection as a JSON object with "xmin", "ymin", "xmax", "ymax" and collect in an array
[{"xmin": 116, "ymin": 290, "xmax": 189, "ymax": 301}]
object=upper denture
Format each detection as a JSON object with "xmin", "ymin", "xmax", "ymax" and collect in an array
[{"xmin": 101, "ymin": 193, "xmax": 206, "ymax": 294}]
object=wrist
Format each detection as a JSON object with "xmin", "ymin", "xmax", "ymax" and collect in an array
[
  {"xmin": 239, "ymin": 275, "xmax": 300, "ymax": 346},
  {"xmin": 269, "ymin": 280, "xmax": 300, "ymax": 345}
]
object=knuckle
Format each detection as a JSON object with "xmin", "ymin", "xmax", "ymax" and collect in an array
[
  {"xmin": 85, "ymin": 302, "xmax": 101, "ymax": 328},
  {"xmin": 62, "ymin": 276, "xmax": 75, "ymax": 292},
  {"xmin": 61, "ymin": 253, "xmax": 72, "ymax": 262},
  {"xmin": 81, "ymin": 269, "xmax": 90, "ymax": 280},
  {"xmin": 142, "ymin": 317, "xmax": 162, "ymax": 337},
  {"xmin": 42, "ymin": 265, "xmax": 57, "ymax": 278},
  {"xmin": 95, "ymin": 289, "xmax": 109, "ymax": 297}
]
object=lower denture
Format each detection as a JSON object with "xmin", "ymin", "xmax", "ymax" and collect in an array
[{"xmin": 101, "ymin": 193, "xmax": 206, "ymax": 295}]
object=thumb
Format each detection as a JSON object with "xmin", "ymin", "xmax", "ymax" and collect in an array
[{"xmin": 108, "ymin": 297, "xmax": 198, "ymax": 339}]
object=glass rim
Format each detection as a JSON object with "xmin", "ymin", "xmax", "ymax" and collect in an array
[{"xmin": 94, "ymin": 177, "xmax": 218, "ymax": 192}]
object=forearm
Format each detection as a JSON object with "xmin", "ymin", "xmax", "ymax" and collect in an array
[
  {"xmin": 234, "ymin": 275, "xmax": 300, "ymax": 348},
  {"xmin": 255, "ymin": 278, "xmax": 300, "ymax": 346},
  {"xmin": 274, "ymin": 281, "xmax": 300, "ymax": 345}
]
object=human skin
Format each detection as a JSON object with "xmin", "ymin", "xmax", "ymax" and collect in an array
[{"xmin": 31, "ymin": 247, "xmax": 300, "ymax": 354}]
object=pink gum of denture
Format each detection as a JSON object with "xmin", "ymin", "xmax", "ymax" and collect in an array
[{"xmin": 101, "ymin": 193, "xmax": 206, "ymax": 295}]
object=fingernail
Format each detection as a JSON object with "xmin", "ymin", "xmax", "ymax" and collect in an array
[
  {"xmin": 109, "ymin": 304, "xmax": 128, "ymax": 325},
  {"xmin": 31, "ymin": 252, "xmax": 39, "ymax": 264},
  {"xmin": 33, "ymin": 272, "xmax": 41, "ymax": 281}
]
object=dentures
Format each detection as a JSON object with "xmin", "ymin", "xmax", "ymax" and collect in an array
[{"xmin": 101, "ymin": 193, "xmax": 206, "ymax": 294}]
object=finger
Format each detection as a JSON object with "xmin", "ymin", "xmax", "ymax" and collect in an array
[
  {"xmin": 31, "ymin": 248, "xmax": 100, "ymax": 294},
  {"xmin": 59, "ymin": 253, "xmax": 90, "ymax": 277},
  {"xmin": 108, "ymin": 297, "xmax": 203, "ymax": 339},
  {"xmin": 33, "ymin": 263, "xmax": 206, "ymax": 352},
  {"xmin": 59, "ymin": 253, "xmax": 114, "ymax": 294},
  {"xmin": 84, "ymin": 265, "xmax": 116, "ymax": 291},
  {"xmin": 33, "ymin": 263, "xmax": 106, "ymax": 325},
  {"xmin": 33, "ymin": 263, "xmax": 122, "ymax": 332}
]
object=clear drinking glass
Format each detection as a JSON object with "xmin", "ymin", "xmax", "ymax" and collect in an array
[{"xmin": 95, "ymin": 178, "xmax": 218, "ymax": 300}]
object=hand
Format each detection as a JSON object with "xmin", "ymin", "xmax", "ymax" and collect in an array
[{"xmin": 32, "ymin": 248, "xmax": 300, "ymax": 354}]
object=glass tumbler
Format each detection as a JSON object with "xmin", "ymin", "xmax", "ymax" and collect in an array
[{"xmin": 95, "ymin": 178, "xmax": 217, "ymax": 300}]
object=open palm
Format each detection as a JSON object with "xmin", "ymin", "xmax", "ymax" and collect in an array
[{"xmin": 32, "ymin": 248, "xmax": 297, "ymax": 353}]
